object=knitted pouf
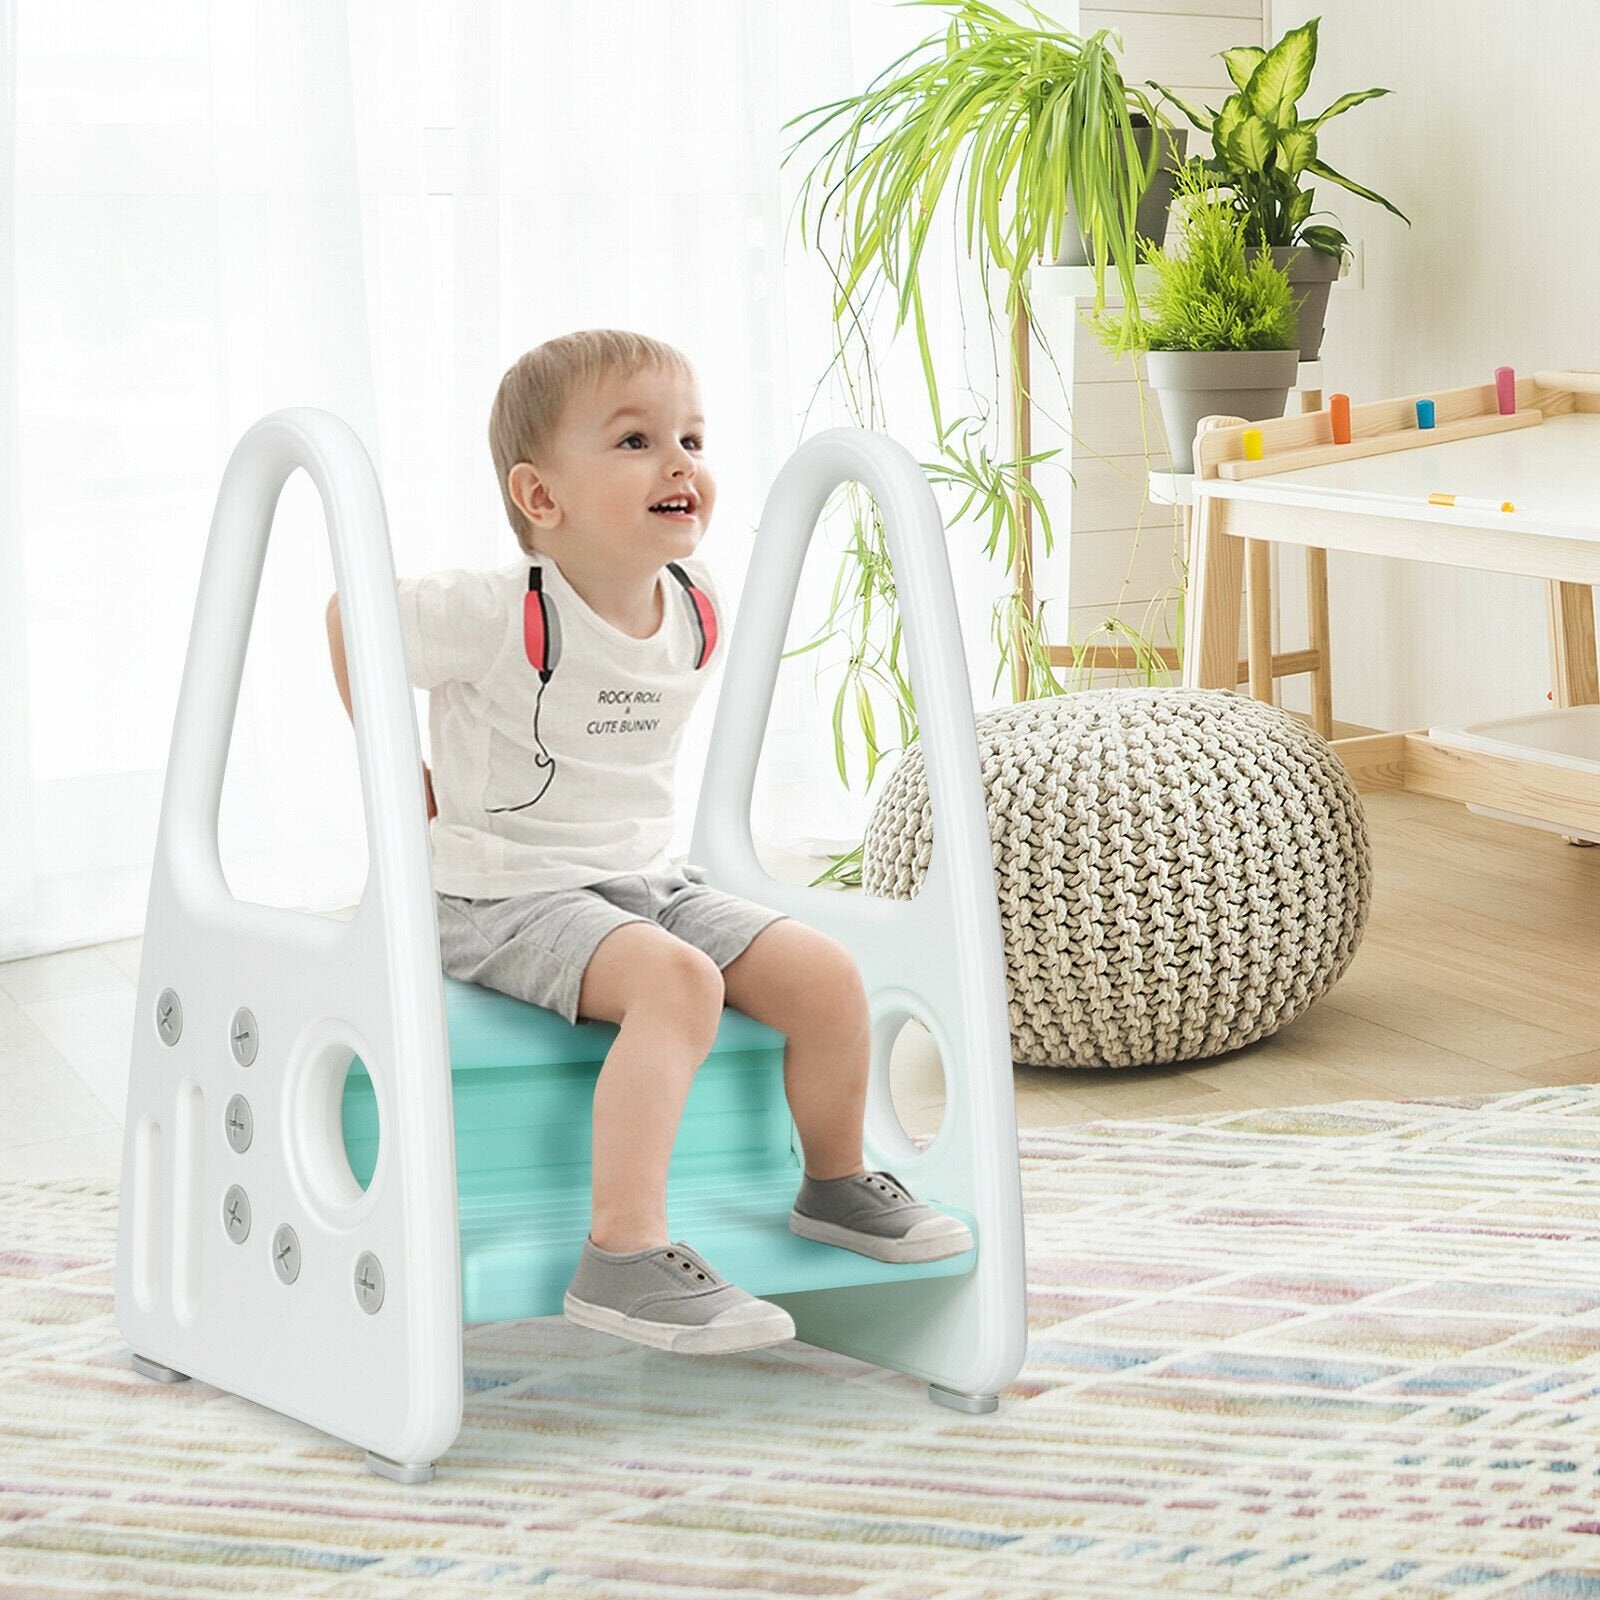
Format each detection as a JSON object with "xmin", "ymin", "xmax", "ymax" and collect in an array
[{"xmin": 861, "ymin": 689, "xmax": 1372, "ymax": 1069}]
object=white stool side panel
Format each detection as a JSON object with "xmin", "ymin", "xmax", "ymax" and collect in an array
[
  {"xmin": 115, "ymin": 410, "xmax": 461, "ymax": 1468},
  {"xmin": 690, "ymin": 429, "xmax": 1028, "ymax": 1397}
]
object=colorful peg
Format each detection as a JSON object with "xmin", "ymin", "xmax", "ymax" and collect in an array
[
  {"xmin": 1242, "ymin": 428, "xmax": 1264, "ymax": 461},
  {"xmin": 1329, "ymin": 393, "xmax": 1352, "ymax": 445},
  {"xmin": 1495, "ymin": 366, "xmax": 1516, "ymax": 415},
  {"xmin": 1415, "ymin": 398, "xmax": 1435, "ymax": 429}
]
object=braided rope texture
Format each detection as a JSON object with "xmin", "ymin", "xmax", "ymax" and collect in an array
[{"xmin": 862, "ymin": 689, "xmax": 1373, "ymax": 1069}]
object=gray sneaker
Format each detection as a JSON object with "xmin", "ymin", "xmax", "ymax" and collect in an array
[
  {"xmin": 790, "ymin": 1170, "xmax": 974, "ymax": 1263},
  {"xmin": 563, "ymin": 1239, "xmax": 796, "ymax": 1354}
]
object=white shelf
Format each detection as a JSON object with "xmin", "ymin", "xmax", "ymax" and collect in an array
[
  {"xmin": 1030, "ymin": 264, "xmax": 1155, "ymax": 302},
  {"xmin": 1431, "ymin": 705, "xmax": 1600, "ymax": 845},
  {"xmin": 1031, "ymin": 253, "xmax": 1351, "ymax": 300},
  {"xmin": 1148, "ymin": 470, "xmax": 1194, "ymax": 507}
]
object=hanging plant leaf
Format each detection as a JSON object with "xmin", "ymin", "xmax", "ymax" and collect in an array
[{"xmin": 1152, "ymin": 85, "xmax": 1218, "ymax": 132}]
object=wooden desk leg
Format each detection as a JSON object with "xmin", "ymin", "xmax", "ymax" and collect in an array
[
  {"xmin": 1246, "ymin": 539, "xmax": 1274, "ymax": 703},
  {"xmin": 1292, "ymin": 386, "xmax": 1336, "ymax": 738},
  {"xmin": 1306, "ymin": 547, "xmax": 1334, "ymax": 738},
  {"xmin": 1183, "ymin": 493, "xmax": 1245, "ymax": 693},
  {"xmin": 1544, "ymin": 580, "xmax": 1599, "ymax": 846},
  {"xmin": 1547, "ymin": 580, "xmax": 1600, "ymax": 707}
]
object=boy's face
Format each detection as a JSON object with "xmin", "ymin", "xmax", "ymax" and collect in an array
[{"xmin": 516, "ymin": 363, "xmax": 715, "ymax": 576}]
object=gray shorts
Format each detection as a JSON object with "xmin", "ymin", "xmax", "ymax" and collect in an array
[{"xmin": 436, "ymin": 867, "xmax": 786, "ymax": 1025}]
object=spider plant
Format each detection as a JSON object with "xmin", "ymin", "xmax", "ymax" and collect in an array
[
  {"xmin": 784, "ymin": 0, "xmax": 1181, "ymax": 884},
  {"xmin": 789, "ymin": 0, "xmax": 1167, "ymax": 343}
]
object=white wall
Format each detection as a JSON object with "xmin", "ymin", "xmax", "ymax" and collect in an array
[{"xmin": 1269, "ymin": 0, "xmax": 1598, "ymax": 730}]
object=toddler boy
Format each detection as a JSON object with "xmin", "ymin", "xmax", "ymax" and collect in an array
[{"xmin": 327, "ymin": 330, "xmax": 970, "ymax": 1354}]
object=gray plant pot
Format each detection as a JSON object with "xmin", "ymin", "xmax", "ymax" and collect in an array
[
  {"xmin": 1146, "ymin": 348, "xmax": 1300, "ymax": 473},
  {"xmin": 1269, "ymin": 245, "xmax": 1342, "ymax": 361},
  {"xmin": 1056, "ymin": 123, "xmax": 1188, "ymax": 266}
]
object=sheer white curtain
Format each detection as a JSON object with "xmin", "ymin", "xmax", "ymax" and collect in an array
[{"xmin": 0, "ymin": 0, "xmax": 1013, "ymax": 962}]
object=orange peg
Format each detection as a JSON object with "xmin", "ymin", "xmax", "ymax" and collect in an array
[{"xmin": 1329, "ymin": 393, "xmax": 1352, "ymax": 445}]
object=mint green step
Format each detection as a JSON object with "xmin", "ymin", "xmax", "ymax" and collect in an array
[{"xmin": 342, "ymin": 977, "xmax": 976, "ymax": 1325}]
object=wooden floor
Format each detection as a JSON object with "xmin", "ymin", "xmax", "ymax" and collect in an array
[
  {"xmin": 889, "ymin": 786, "xmax": 1600, "ymax": 1137},
  {"xmin": 3, "ymin": 788, "xmax": 1598, "ymax": 1179}
]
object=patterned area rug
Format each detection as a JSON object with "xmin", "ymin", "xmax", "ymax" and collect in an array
[{"xmin": 8, "ymin": 1088, "xmax": 1600, "ymax": 1599}]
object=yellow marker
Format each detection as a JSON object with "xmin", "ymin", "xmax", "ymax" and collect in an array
[
  {"xmin": 1242, "ymin": 428, "xmax": 1264, "ymax": 461},
  {"xmin": 1428, "ymin": 493, "xmax": 1516, "ymax": 513}
]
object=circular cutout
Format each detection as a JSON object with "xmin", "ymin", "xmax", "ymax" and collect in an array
[
  {"xmin": 887, "ymin": 1016, "xmax": 947, "ymax": 1147},
  {"xmin": 282, "ymin": 1019, "xmax": 381, "ymax": 1227},
  {"xmin": 868, "ymin": 994, "xmax": 948, "ymax": 1163}
]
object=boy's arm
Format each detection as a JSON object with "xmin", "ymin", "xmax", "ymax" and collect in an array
[{"xmin": 325, "ymin": 592, "xmax": 436, "ymax": 821}]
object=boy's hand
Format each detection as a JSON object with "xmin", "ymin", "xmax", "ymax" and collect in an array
[{"xmin": 423, "ymin": 763, "xmax": 437, "ymax": 821}]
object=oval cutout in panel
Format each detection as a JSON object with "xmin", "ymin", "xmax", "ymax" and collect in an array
[
  {"xmin": 131, "ymin": 1115, "xmax": 162, "ymax": 1314},
  {"xmin": 171, "ymin": 1080, "xmax": 204, "ymax": 1324},
  {"xmin": 888, "ymin": 1015, "xmax": 947, "ymax": 1147}
]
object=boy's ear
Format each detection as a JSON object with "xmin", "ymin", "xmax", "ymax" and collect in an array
[{"xmin": 508, "ymin": 462, "xmax": 558, "ymax": 527}]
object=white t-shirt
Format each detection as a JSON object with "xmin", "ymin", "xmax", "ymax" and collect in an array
[{"xmin": 396, "ymin": 553, "xmax": 724, "ymax": 897}]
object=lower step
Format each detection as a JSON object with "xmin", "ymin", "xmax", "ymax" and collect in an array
[{"xmin": 460, "ymin": 1170, "xmax": 977, "ymax": 1324}]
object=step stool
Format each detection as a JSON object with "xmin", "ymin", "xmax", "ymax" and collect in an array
[{"xmin": 341, "ymin": 978, "xmax": 977, "ymax": 1324}]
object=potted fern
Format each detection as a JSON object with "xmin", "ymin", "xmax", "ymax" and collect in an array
[
  {"xmin": 1151, "ymin": 16, "xmax": 1407, "ymax": 360},
  {"xmin": 1100, "ymin": 166, "xmax": 1299, "ymax": 473}
]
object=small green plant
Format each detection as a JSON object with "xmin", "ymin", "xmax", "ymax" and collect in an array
[
  {"xmin": 1151, "ymin": 16, "xmax": 1407, "ymax": 260},
  {"xmin": 1098, "ymin": 167, "xmax": 1299, "ymax": 357}
]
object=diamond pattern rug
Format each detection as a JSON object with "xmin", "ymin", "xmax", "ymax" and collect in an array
[{"xmin": 7, "ymin": 1086, "xmax": 1600, "ymax": 1597}]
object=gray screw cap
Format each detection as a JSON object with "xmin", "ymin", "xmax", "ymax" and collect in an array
[
  {"xmin": 354, "ymin": 1251, "xmax": 385, "ymax": 1313},
  {"xmin": 223, "ymin": 1185, "xmax": 251, "ymax": 1243},
  {"xmin": 272, "ymin": 1224, "xmax": 301, "ymax": 1284},
  {"xmin": 156, "ymin": 989, "xmax": 182, "ymax": 1045},
  {"xmin": 229, "ymin": 1007, "xmax": 258, "ymax": 1067},
  {"xmin": 224, "ymin": 1094, "xmax": 253, "ymax": 1154}
]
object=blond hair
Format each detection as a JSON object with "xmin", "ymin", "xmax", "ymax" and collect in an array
[{"xmin": 488, "ymin": 330, "xmax": 696, "ymax": 552}]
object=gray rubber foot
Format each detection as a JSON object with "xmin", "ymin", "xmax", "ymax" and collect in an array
[
  {"xmin": 929, "ymin": 1383, "xmax": 998, "ymax": 1414},
  {"xmin": 131, "ymin": 1354, "xmax": 190, "ymax": 1384},
  {"xmin": 365, "ymin": 1451, "xmax": 436, "ymax": 1484}
]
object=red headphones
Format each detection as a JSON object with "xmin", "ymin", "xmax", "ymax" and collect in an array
[{"xmin": 522, "ymin": 563, "xmax": 716, "ymax": 682}]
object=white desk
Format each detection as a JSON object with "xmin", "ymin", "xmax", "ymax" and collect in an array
[
  {"xmin": 1183, "ymin": 377, "xmax": 1600, "ymax": 836},
  {"xmin": 1197, "ymin": 412, "xmax": 1600, "ymax": 579}
]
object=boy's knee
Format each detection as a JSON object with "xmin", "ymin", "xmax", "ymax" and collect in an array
[
  {"xmin": 635, "ymin": 940, "xmax": 725, "ymax": 1039},
  {"xmin": 806, "ymin": 932, "xmax": 867, "ymax": 1008}
]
